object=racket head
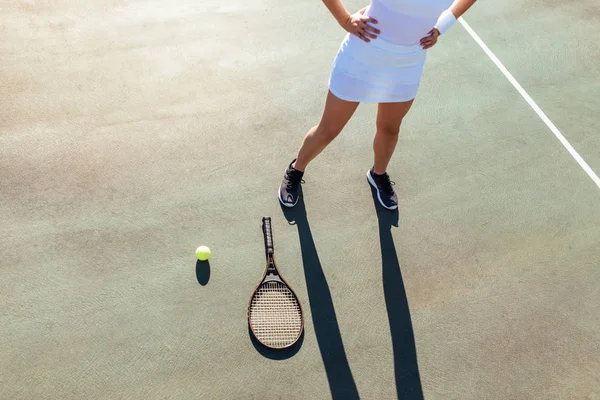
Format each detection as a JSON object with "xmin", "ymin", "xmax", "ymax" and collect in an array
[{"xmin": 248, "ymin": 276, "xmax": 304, "ymax": 349}]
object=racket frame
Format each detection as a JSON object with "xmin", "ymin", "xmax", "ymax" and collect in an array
[{"xmin": 247, "ymin": 216, "xmax": 304, "ymax": 349}]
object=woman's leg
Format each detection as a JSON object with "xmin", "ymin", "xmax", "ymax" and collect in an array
[
  {"xmin": 367, "ymin": 99, "xmax": 415, "ymax": 210},
  {"xmin": 294, "ymin": 90, "xmax": 360, "ymax": 171},
  {"xmin": 279, "ymin": 90, "xmax": 359, "ymax": 207},
  {"xmin": 373, "ymin": 99, "xmax": 414, "ymax": 174}
]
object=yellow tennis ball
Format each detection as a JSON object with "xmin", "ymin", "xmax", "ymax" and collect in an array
[{"xmin": 196, "ymin": 246, "xmax": 211, "ymax": 261}]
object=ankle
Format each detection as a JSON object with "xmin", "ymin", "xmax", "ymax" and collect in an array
[{"xmin": 292, "ymin": 161, "xmax": 305, "ymax": 173}]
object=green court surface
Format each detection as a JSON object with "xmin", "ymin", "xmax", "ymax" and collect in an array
[{"xmin": 2, "ymin": 1, "xmax": 600, "ymax": 399}]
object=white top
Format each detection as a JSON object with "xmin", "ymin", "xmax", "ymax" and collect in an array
[{"xmin": 364, "ymin": 0, "xmax": 453, "ymax": 46}]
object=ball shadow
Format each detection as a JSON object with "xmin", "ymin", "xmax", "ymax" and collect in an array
[{"xmin": 196, "ymin": 260, "xmax": 210, "ymax": 286}]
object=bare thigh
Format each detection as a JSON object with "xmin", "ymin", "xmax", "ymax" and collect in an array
[
  {"xmin": 293, "ymin": 91, "xmax": 360, "ymax": 170},
  {"xmin": 376, "ymin": 99, "xmax": 415, "ymax": 133},
  {"xmin": 318, "ymin": 90, "xmax": 360, "ymax": 136}
]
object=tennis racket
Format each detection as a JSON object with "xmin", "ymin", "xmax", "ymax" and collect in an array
[{"xmin": 248, "ymin": 216, "xmax": 304, "ymax": 349}]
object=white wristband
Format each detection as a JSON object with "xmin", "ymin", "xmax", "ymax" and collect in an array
[{"xmin": 434, "ymin": 9, "xmax": 457, "ymax": 35}]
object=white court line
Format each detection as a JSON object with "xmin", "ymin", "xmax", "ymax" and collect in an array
[{"xmin": 459, "ymin": 17, "xmax": 600, "ymax": 190}]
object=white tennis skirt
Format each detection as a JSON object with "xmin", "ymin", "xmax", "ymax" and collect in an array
[{"xmin": 328, "ymin": 33, "xmax": 427, "ymax": 103}]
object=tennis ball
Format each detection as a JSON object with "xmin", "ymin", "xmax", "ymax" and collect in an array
[{"xmin": 196, "ymin": 246, "xmax": 211, "ymax": 261}]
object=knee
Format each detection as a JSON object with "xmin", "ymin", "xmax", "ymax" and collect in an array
[
  {"xmin": 376, "ymin": 121, "xmax": 402, "ymax": 136},
  {"xmin": 316, "ymin": 124, "xmax": 344, "ymax": 142}
]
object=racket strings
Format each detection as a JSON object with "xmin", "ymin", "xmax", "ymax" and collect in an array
[{"xmin": 249, "ymin": 281, "xmax": 302, "ymax": 348}]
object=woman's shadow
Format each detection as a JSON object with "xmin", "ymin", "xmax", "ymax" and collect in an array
[
  {"xmin": 280, "ymin": 185, "xmax": 424, "ymax": 400},
  {"xmin": 369, "ymin": 185, "xmax": 423, "ymax": 399},
  {"xmin": 280, "ymin": 186, "xmax": 360, "ymax": 399}
]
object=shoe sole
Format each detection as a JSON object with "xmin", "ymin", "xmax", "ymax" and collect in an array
[
  {"xmin": 367, "ymin": 170, "xmax": 398, "ymax": 210},
  {"xmin": 278, "ymin": 166, "xmax": 299, "ymax": 208},
  {"xmin": 278, "ymin": 189, "xmax": 297, "ymax": 208}
]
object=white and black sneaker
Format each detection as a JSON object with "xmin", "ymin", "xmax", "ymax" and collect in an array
[
  {"xmin": 278, "ymin": 159, "xmax": 304, "ymax": 208},
  {"xmin": 367, "ymin": 167, "xmax": 398, "ymax": 210}
]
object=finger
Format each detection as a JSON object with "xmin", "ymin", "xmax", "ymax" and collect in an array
[
  {"xmin": 358, "ymin": 26, "xmax": 376, "ymax": 39},
  {"xmin": 358, "ymin": 30, "xmax": 373, "ymax": 41},
  {"xmin": 356, "ymin": 32, "xmax": 370, "ymax": 42},
  {"xmin": 361, "ymin": 15, "xmax": 378, "ymax": 24},
  {"xmin": 364, "ymin": 24, "xmax": 381, "ymax": 35},
  {"xmin": 360, "ymin": 26, "xmax": 377, "ymax": 39}
]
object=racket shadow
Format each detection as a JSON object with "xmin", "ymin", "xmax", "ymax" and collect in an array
[
  {"xmin": 248, "ymin": 325, "xmax": 304, "ymax": 360},
  {"xmin": 280, "ymin": 187, "xmax": 360, "ymax": 400},
  {"xmin": 370, "ymin": 186, "xmax": 424, "ymax": 399}
]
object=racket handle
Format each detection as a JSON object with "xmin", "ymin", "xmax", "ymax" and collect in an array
[{"xmin": 262, "ymin": 216, "xmax": 274, "ymax": 255}]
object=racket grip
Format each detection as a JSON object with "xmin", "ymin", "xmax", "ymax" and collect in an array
[{"xmin": 262, "ymin": 216, "xmax": 274, "ymax": 255}]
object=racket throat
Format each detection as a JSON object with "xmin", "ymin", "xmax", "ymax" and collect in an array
[{"xmin": 267, "ymin": 261, "xmax": 277, "ymax": 275}]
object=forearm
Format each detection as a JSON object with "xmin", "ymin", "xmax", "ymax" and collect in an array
[
  {"xmin": 448, "ymin": 0, "xmax": 477, "ymax": 18},
  {"xmin": 322, "ymin": 0, "xmax": 351, "ymax": 26},
  {"xmin": 434, "ymin": 0, "xmax": 476, "ymax": 35}
]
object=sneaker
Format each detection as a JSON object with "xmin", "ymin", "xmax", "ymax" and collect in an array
[
  {"xmin": 367, "ymin": 167, "xmax": 398, "ymax": 210},
  {"xmin": 279, "ymin": 159, "xmax": 304, "ymax": 208}
]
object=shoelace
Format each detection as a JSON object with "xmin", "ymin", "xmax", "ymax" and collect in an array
[
  {"xmin": 286, "ymin": 170, "xmax": 304, "ymax": 190},
  {"xmin": 379, "ymin": 173, "xmax": 395, "ymax": 194}
]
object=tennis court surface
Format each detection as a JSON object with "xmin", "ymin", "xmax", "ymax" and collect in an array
[{"xmin": 2, "ymin": 0, "xmax": 599, "ymax": 399}]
